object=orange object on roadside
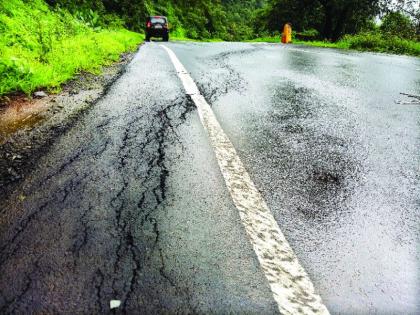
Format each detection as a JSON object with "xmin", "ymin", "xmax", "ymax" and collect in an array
[{"xmin": 281, "ymin": 23, "xmax": 292, "ymax": 44}]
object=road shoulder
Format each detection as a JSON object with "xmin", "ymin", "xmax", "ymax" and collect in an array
[{"xmin": 0, "ymin": 50, "xmax": 139, "ymax": 201}]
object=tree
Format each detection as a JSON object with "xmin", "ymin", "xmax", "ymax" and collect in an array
[
  {"xmin": 380, "ymin": 11, "xmax": 416, "ymax": 39},
  {"xmin": 258, "ymin": 0, "xmax": 322, "ymax": 35},
  {"xmin": 318, "ymin": 0, "xmax": 380, "ymax": 41},
  {"xmin": 262, "ymin": 0, "xmax": 381, "ymax": 41},
  {"xmin": 380, "ymin": 0, "xmax": 419, "ymax": 37}
]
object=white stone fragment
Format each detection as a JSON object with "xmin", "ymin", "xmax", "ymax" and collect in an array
[
  {"xmin": 34, "ymin": 91, "xmax": 47, "ymax": 98},
  {"xmin": 110, "ymin": 300, "xmax": 121, "ymax": 309}
]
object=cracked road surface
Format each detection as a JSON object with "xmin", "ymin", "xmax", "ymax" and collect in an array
[{"xmin": 1, "ymin": 42, "xmax": 419, "ymax": 314}]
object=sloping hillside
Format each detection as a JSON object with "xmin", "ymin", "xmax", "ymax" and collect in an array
[{"xmin": 0, "ymin": 0, "xmax": 141, "ymax": 96}]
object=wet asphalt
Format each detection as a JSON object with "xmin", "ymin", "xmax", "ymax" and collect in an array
[{"xmin": 1, "ymin": 42, "xmax": 419, "ymax": 314}]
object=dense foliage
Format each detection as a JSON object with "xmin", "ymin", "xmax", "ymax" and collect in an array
[
  {"xmin": 260, "ymin": 0, "xmax": 374, "ymax": 41},
  {"xmin": 0, "ymin": 0, "xmax": 141, "ymax": 95},
  {"xmin": 45, "ymin": 0, "xmax": 266, "ymax": 40},
  {"xmin": 380, "ymin": 11, "xmax": 418, "ymax": 40},
  {"xmin": 343, "ymin": 32, "xmax": 420, "ymax": 55},
  {"xmin": 45, "ymin": 0, "xmax": 419, "ymax": 42},
  {"xmin": 256, "ymin": 0, "xmax": 419, "ymax": 56}
]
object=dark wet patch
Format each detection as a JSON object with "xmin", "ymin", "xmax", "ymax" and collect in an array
[
  {"xmin": 280, "ymin": 123, "xmax": 304, "ymax": 134},
  {"xmin": 302, "ymin": 137, "xmax": 360, "ymax": 220},
  {"xmin": 247, "ymin": 81, "xmax": 363, "ymax": 222},
  {"xmin": 312, "ymin": 169, "xmax": 341, "ymax": 185},
  {"xmin": 285, "ymin": 52, "xmax": 317, "ymax": 74},
  {"xmin": 270, "ymin": 83, "xmax": 314, "ymax": 121}
]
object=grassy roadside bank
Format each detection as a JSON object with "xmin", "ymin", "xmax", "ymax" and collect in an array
[
  {"xmin": 0, "ymin": 0, "xmax": 142, "ymax": 97},
  {"xmin": 248, "ymin": 34, "xmax": 420, "ymax": 57}
]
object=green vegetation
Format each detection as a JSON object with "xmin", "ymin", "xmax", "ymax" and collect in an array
[
  {"xmin": 249, "ymin": 34, "xmax": 420, "ymax": 57},
  {"xmin": 258, "ymin": 0, "xmax": 419, "ymax": 41},
  {"xmin": 255, "ymin": 0, "xmax": 419, "ymax": 56},
  {"xmin": 346, "ymin": 34, "xmax": 420, "ymax": 56},
  {"xmin": 292, "ymin": 9, "xmax": 420, "ymax": 57},
  {"xmin": 0, "ymin": 0, "xmax": 142, "ymax": 96},
  {"xmin": 380, "ymin": 11, "xmax": 418, "ymax": 40},
  {"xmin": 1, "ymin": 0, "xmax": 419, "ymax": 97},
  {"xmin": 45, "ymin": 0, "xmax": 266, "ymax": 41},
  {"xmin": 249, "ymin": 0, "xmax": 419, "ymax": 56}
]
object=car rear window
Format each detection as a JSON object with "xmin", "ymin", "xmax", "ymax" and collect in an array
[{"xmin": 151, "ymin": 17, "xmax": 166, "ymax": 24}]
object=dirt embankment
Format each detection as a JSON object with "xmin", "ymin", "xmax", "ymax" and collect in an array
[{"xmin": 0, "ymin": 51, "xmax": 138, "ymax": 198}]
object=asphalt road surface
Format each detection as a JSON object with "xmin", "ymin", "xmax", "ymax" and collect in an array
[{"xmin": 1, "ymin": 42, "xmax": 419, "ymax": 314}]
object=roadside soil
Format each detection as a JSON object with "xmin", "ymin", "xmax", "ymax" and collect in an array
[{"xmin": 0, "ymin": 49, "xmax": 139, "ymax": 198}]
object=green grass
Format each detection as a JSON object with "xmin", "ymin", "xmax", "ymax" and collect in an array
[
  {"xmin": 248, "ymin": 34, "xmax": 420, "ymax": 57},
  {"xmin": 0, "ymin": 0, "xmax": 142, "ymax": 96}
]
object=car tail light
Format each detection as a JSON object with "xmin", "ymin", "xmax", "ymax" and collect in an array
[
  {"xmin": 164, "ymin": 23, "xmax": 168, "ymax": 28},
  {"xmin": 146, "ymin": 21, "xmax": 151, "ymax": 28}
]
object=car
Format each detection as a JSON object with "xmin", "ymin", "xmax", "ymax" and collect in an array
[{"xmin": 145, "ymin": 16, "xmax": 169, "ymax": 42}]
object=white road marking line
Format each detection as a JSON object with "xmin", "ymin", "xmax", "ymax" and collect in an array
[{"xmin": 161, "ymin": 45, "xmax": 330, "ymax": 315}]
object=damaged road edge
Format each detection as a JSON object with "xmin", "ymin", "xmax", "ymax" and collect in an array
[{"xmin": 0, "ymin": 48, "xmax": 142, "ymax": 204}]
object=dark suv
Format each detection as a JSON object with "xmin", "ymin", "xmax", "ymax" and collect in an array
[{"xmin": 145, "ymin": 16, "xmax": 169, "ymax": 41}]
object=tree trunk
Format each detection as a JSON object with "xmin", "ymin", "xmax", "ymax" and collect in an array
[
  {"xmin": 332, "ymin": 6, "xmax": 350, "ymax": 41},
  {"xmin": 322, "ymin": 3, "xmax": 334, "ymax": 40}
]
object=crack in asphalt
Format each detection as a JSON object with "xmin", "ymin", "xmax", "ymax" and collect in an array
[
  {"xmin": 42, "ymin": 149, "xmax": 84, "ymax": 184},
  {"xmin": 195, "ymin": 48, "xmax": 256, "ymax": 103},
  {"xmin": 104, "ymin": 95, "xmax": 195, "ymax": 313},
  {"xmin": 0, "ymin": 92, "xmax": 196, "ymax": 313},
  {"xmin": 70, "ymin": 204, "xmax": 93, "ymax": 259},
  {"xmin": 0, "ymin": 259, "xmax": 41, "ymax": 314},
  {"xmin": 0, "ymin": 274, "xmax": 32, "ymax": 314},
  {"xmin": 1, "ymin": 42, "xmax": 417, "ymax": 315},
  {"xmin": 0, "ymin": 202, "xmax": 49, "ymax": 263},
  {"xmin": 61, "ymin": 173, "xmax": 90, "ymax": 203}
]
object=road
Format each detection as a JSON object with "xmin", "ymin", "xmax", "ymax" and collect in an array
[{"xmin": 1, "ymin": 42, "xmax": 419, "ymax": 314}]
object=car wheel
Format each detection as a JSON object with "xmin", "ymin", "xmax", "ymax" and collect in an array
[{"xmin": 163, "ymin": 35, "xmax": 169, "ymax": 42}]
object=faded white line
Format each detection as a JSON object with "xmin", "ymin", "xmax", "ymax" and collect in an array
[{"xmin": 161, "ymin": 44, "xmax": 330, "ymax": 315}]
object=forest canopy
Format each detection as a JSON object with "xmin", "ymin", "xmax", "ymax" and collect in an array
[
  {"xmin": 44, "ymin": 0, "xmax": 266, "ymax": 40},
  {"xmin": 22, "ymin": 0, "xmax": 420, "ymax": 41}
]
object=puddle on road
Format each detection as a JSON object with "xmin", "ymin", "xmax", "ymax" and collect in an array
[{"xmin": 0, "ymin": 96, "xmax": 49, "ymax": 144}]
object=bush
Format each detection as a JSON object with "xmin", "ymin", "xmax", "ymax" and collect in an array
[
  {"xmin": 295, "ymin": 29, "xmax": 320, "ymax": 41},
  {"xmin": 380, "ymin": 12, "xmax": 416, "ymax": 40},
  {"xmin": 342, "ymin": 32, "xmax": 420, "ymax": 56}
]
